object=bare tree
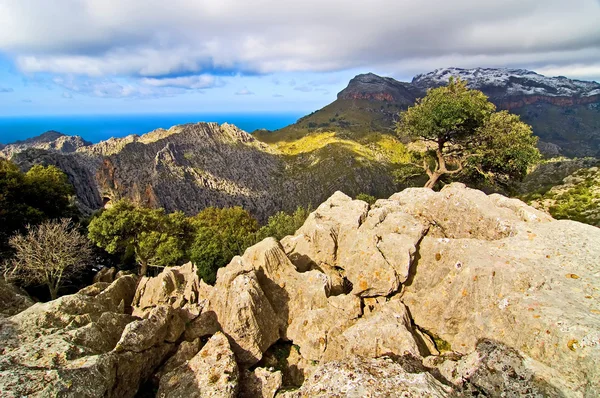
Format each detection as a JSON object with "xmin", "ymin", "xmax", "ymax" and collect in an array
[{"xmin": 3, "ymin": 219, "xmax": 92, "ymax": 300}]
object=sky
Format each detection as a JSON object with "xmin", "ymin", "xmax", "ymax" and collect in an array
[{"xmin": 0, "ymin": 0, "xmax": 599, "ymax": 116}]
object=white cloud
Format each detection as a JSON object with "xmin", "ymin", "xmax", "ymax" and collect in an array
[
  {"xmin": 0, "ymin": 87, "xmax": 13, "ymax": 93},
  {"xmin": 53, "ymin": 75, "xmax": 186, "ymax": 98},
  {"xmin": 141, "ymin": 74, "xmax": 224, "ymax": 89},
  {"xmin": 0, "ymin": 0, "xmax": 598, "ymax": 85},
  {"xmin": 235, "ymin": 87, "xmax": 254, "ymax": 95}
]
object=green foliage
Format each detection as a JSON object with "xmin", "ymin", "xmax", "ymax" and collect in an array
[
  {"xmin": 547, "ymin": 174, "xmax": 599, "ymax": 225},
  {"xmin": 87, "ymin": 200, "xmax": 188, "ymax": 275},
  {"xmin": 397, "ymin": 78, "xmax": 540, "ymax": 189},
  {"xmin": 188, "ymin": 207, "xmax": 259, "ymax": 284},
  {"xmin": 0, "ymin": 159, "xmax": 77, "ymax": 256},
  {"xmin": 256, "ymin": 206, "xmax": 312, "ymax": 241},
  {"xmin": 467, "ymin": 111, "xmax": 541, "ymax": 186},
  {"xmin": 355, "ymin": 193, "xmax": 376, "ymax": 205}
]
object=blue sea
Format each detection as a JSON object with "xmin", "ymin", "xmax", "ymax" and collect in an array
[{"xmin": 0, "ymin": 113, "xmax": 304, "ymax": 144}]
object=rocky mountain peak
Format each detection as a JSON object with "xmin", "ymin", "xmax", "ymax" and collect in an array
[
  {"xmin": 0, "ymin": 131, "xmax": 91, "ymax": 159},
  {"xmin": 337, "ymin": 72, "xmax": 419, "ymax": 105},
  {"xmin": 11, "ymin": 130, "xmax": 67, "ymax": 145},
  {"xmin": 412, "ymin": 67, "xmax": 600, "ymax": 98}
]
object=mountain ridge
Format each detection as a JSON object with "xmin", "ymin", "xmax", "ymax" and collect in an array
[{"xmin": 267, "ymin": 67, "xmax": 600, "ymax": 157}]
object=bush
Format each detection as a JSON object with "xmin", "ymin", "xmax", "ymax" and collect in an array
[
  {"xmin": 256, "ymin": 206, "xmax": 312, "ymax": 242},
  {"xmin": 0, "ymin": 159, "xmax": 78, "ymax": 256},
  {"xmin": 189, "ymin": 207, "xmax": 259, "ymax": 284},
  {"xmin": 88, "ymin": 200, "xmax": 189, "ymax": 276},
  {"xmin": 3, "ymin": 219, "xmax": 92, "ymax": 300},
  {"xmin": 355, "ymin": 193, "xmax": 376, "ymax": 205}
]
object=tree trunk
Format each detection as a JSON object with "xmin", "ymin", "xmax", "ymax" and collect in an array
[
  {"xmin": 48, "ymin": 284, "xmax": 58, "ymax": 300},
  {"xmin": 139, "ymin": 260, "xmax": 149, "ymax": 276},
  {"xmin": 424, "ymin": 172, "xmax": 442, "ymax": 189}
]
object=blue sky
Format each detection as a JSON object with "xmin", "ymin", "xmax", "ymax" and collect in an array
[{"xmin": 0, "ymin": 0, "xmax": 599, "ymax": 116}]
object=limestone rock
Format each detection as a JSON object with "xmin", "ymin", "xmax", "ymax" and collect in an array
[
  {"xmin": 132, "ymin": 262, "xmax": 204, "ymax": 319},
  {"xmin": 278, "ymin": 356, "xmax": 451, "ymax": 397},
  {"xmin": 0, "ymin": 275, "xmax": 163, "ymax": 397},
  {"xmin": 93, "ymin": 267, "xmax": 117, "ymax": 283},
  {"xmin": 211, "ymin": 268, "xmax": 281, "ymax": 366},
  {"xmin": 425, "ymin": 339, "xmax": 567, "ymax": 397},
  {"xmin": 240, "ymin": 367, "xmax": 283, "ymax": 398},
  {"xmin": 0, "ymin": 277, "xmax": 34, "ymax": 318},
  {"xmin": 157, "ymin": 332, "xmax": 239, "ymax": 398},
  {"xmin": 322, "ymin": 300, "xmax": 423, "ymax": 361},
  {"xmin": 116, "ymin": 305, "xmax": 181, "ymax": 352},
  {"xmin": 154, "ymin": 338, "xmax": 202, "ymax": 382},
  {"xmin": 282, "ymin": 191, "xmax": 368, "ymax": 275},
  {"xmin": 400, "ymin": 184, "xmax": 600, "ymax": 396},
  {"xmin": 337, "ymin": 202, "xmax": 428, "ymax": 297},
  {"xmin": 283, "ymin": 191, "xmax": 428, "ymax": 298}
]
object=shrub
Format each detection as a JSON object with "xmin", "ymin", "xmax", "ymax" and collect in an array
[{"xmin": 3, "ymin": 219, "xmax": 92, "ymax": 300}]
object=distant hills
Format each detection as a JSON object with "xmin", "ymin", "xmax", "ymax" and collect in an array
[
  {"xmin": 260, "ymin": 67, "xmax": 600, "ymax": 158},
  {"xmin": 2, "ymin": 67, "xmax": 599, "ymax": 224}
]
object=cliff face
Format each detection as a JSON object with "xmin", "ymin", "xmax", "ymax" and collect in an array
[{"xmin": 337, "ymin": 73, "xmax": 420, "ymax": 106}]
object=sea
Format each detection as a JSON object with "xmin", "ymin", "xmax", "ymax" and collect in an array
[{"xmin": 0, "ymin": 112, "xmax": 304, "ymax": 144}]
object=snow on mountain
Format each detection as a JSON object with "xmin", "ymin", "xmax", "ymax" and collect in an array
[{"xmin": 412, "ymin": 67, "xmax": 600, "ymax": 97}]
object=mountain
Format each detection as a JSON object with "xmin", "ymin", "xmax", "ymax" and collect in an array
[
  {"xmin": 0, "ymin": 130, "xmax": 92, "ymax": 158},
  {"xmin": 260, "ymin": 68, "xmax": 600, "ymax": 157},
  {"xmin": 6, "ymin": 123, "xmax": 402, "ymax": 220}
]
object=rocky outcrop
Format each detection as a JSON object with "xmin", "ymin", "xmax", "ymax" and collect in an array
[
  {"xmin": 157, "ymin": 332, "xmax": 239, "ymax": 398},
  {"xmin": 0, "ymin": 275, "xmax": 182, "ymax": 397},
  {"xmin": 337, "ymin": 72, "xmax": 420, "ymax": 106},
  {"xmin": 278, "ymin": 355, "xmax": 451, "ymax": 397},
  {"xmin": 1, "ymin": 184, "xmax": 599, "ymax": 396},
  {"xmin": 0, "ymin": 131, "xmax": 91, "ymax": 159},
  {"xmin": 425, "ymin": 339, "xmax": 567, "ymax": 396},
  {"xmin": 0, "ymin": 277, "xmax": 34, "ymax": 318}
]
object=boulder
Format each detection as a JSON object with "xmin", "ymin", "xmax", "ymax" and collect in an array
[
  {"xmin": 211, "ymin": 269, "xmax": 281, "ymax": 366},
  {"xmin": 154, "ymin": 338, "xmax": 202, "ymax": 382},
  {"xmin": 278, "ymin": 356, "xmax": 451, "ymax": 397},
  {"xmin": 336, "ymin": 202, "xmax": 428, "ymax": 297},
  {"xmin": 157, "ymin": 332, "xmax": 239, "ymax": 398},
  {"xmin": 93, "ymin": 267, "xmax": 117, "ymax": 283},
  {"xmin": 0, "ymin": 277, "xmax": 34, "ymax": 318},
  {"xmin": 425, "ymin": 339, "xmax": 567, "ymax": 396},
  {"xmin": 282, "ymin": 191, "xmax": 368, "ymax": 294},
  {"xmin": 0, "ymin": 275, "xmax": 175, "ymax": 397},
  {"xmin": 132, "ymin": 262, "xmax": 204, "ymax": 319},
  {"xmin": 322, "ymin": 299, "xmax": 425, "ymax": 361},
  {"xmin": 204, "ymin": 238, "xmax": 331, "ymax": 365},
  {"xmin": 240, "ymin": 367, "xmax": 283, "ymax": 398},
  {"xmin": 283, "ymin": 191, "xmax": 429, "ymax": 298},
  {"xmin": 400, "ymin": 183, "xmax": 600, "ymax": 396}
]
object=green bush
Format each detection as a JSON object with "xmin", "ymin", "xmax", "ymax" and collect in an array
[
  {"xmin": 0, "ymin": 159, "xmax": 78, "ymax": 256},
  {"xmin": 88, "ymin": 200, "xmax": 189, "ymax": 276},
  {"xmin": 256, "ymin": 206, "xmax": 312, "ymax": 242},
  {"xmin": 355, "ymin": 193, "xmax": 376, "ymax": 205},
  {"xmin": 188, "ymin": 207, "xmax": 259, "ymax": 284}
]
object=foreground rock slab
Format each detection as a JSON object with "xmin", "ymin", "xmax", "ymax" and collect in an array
[
  {"xmin": 157, "ymin": 332, "xmax": 239, "ymax": 398},
  {"xmin": 278, "ymin": 356, "xmax": 451, "ymax": 397},
  {"xmin": 400, "ymin": 186, "xmax": 600, "ymax": 396}
]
